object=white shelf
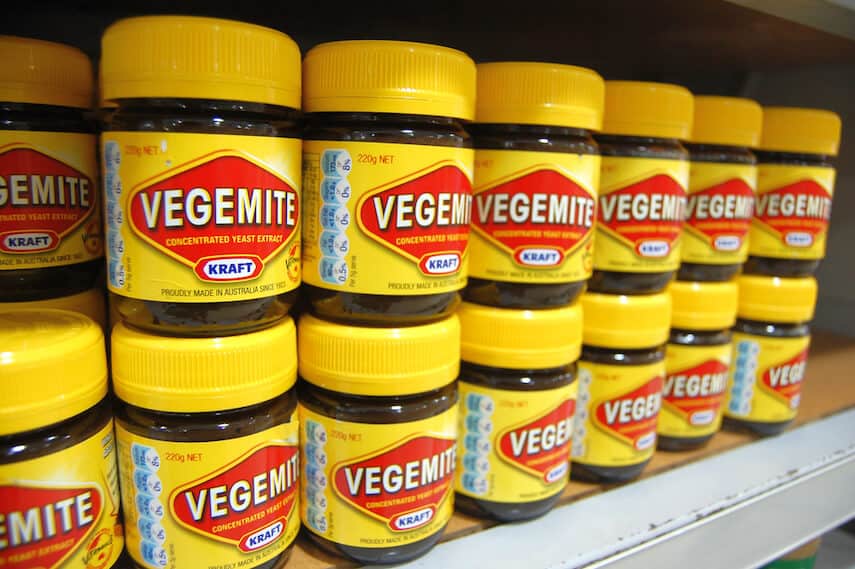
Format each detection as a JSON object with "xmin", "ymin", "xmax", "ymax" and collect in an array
[{"xmin": 375, "ymin": 408, "xmax": 855, "ymax": 569}]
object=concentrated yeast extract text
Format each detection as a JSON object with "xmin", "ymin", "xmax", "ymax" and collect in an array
[
  {"xmin": 749, "ymin": 107, "xmax": 841, "ymax": 265},
  {"xmin": 300, "ymin": 40, "xmax": 476, "ymax": 316},
  {"xmin": 0, "ymin": 37, "xmax": 102, "ymax": 289},
  {"xmin": 454, "ymin": 302, "xmax": 582, "ymax": 520},
  {"xmin": 467, "ymin": 62, "xmax": 604, "ymax": 291},
  {"xmin": 592, "ymin": 81, "xmax": 692, "ymax": 286},
  {"xmin": 0, "ymin": 311, "xmax": 123, "ymax": 569},
  {"xmin": 99, "ymin": 16, "xmax": 303, "ymax": 324},
  {"xmin": 302, "ymin": 143, "xmax": 473, "ymax": 292},
  {"xmin": 297, "ymin": 314, "xmax": 461, "ymax": 563},
  {"xmin": 111, "ymin": 316, "xmax": 301, "ymax": 569}
]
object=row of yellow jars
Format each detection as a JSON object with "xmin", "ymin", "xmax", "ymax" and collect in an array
[{"xmin": 3, "ymin": 23, "xmax": 841, "ymax": 328}]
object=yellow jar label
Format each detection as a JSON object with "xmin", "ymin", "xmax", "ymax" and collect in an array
[
  {"xmin": 572, "ymin": 361, "xmax": 664, "ymax": 467},
  {"xmin": 682, "ymin": 161, "xmax": 756, "ymax": 265},
  {"xmin": 594, "ymin": 156, "xmax": 689, "ymax": 272},
  {"xmin": 749, "ymin": 164, "xmax": 835, "ymax": 260},
  {"xmin": 0, "ymin": 132, "xmax": 102, "ymax": 270},
  {"xmin": 299, "ymin": 404, "xmax": 457, "ymax": 548},
  {"xmin": 102, "ymin": 133, "xmax": 301, "ymax": 302},
  {"xmin": 725, "ymin": 332, "xmax": 810, "ymax": 423},
  {"xmin": 0, "ymin": 420, "xmax": 123, "ymax": 569},
  {"xmin": 116, "ymin": 421, "xmax": 300, "ymax": 569},
  {"xmin": 302, "ymin": 141, "xmax": 473, "ymax": 294},
  {"xmin": 455, "ymin": 381, "xmax": 576, "ymax": 503},
  {"xmin": 658, "ymin": 342, "xmax": 731, "ymax": 439},
  {"xmin": 468, "ymin": 149, "xmax": 599, "ymax": 283}
]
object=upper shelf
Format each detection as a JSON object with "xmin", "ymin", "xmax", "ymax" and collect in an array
[{"xmin": 4, "ymin": 0, "xmax": 855, "ymax": 81}]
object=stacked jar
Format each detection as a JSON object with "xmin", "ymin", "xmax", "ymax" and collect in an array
[
  {"xmin": 100, "ymin": 16, "xmax": 304, "ymax": 569},
  {"xmin": 297, "ymin": 40, "xmax": 475, "ymax": 563},
  {"xmin": 658, "ymin": 96, "xmax": 762, "ymax": 450},
  {"xmin": 456, "ymin": 62, "xmax": 600, "ymax": 516},
  {"xmin": 570, "ymin": 82, "xmax": 690, "ymax": 481},
  {"xmin": 725, "ymin": 106, "xmax": 841, "ymax": 436},
  {"xmin": 0, "ymin": 36, "xmax": 107, "ymax": 327}
]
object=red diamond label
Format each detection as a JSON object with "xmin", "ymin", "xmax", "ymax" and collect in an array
[
  {"xmin": 754, "ymin": 181, "xmax": 832, "ymax": 248},
  {"xmin": 332, "ymin": 436, "xmax": 456, "ymax": 532},
  {"xmin": 357, "ymin": 162, "xmax": 472, "ymax": 276},
  {"xmin": 497, "ymin": 399, "xmax": 575, "ymax": 483},
  {"xmin": 170, "ymin": 444, "xmax": 299, "ymax": 552},
  {"xmin": 128, "ymin": 152, "xmax": 299, "ymax": 283},
  {"xmin": 594, "ymin": 376, "xmax": 663, "ymax": 450},
  {"xmin": 598, "ymin": 174, "xmax": 687, "ymax": 258},
  {"xmin": 685, "ymin": 178, "xmax": 754, "ymax": 252},
  {"xmin": 472, "ymin": 168, "xmax": 596, "ymax": 268},
  {"xmin": 760, "ymin": 349, "xmax": 808, "ymax": 408},
  {"xmin": 0, "ymin": 484, "xmax": 103, "ymax": 568},
  {"xmin": 0, "ymin": 145, "xmax": 96, "ymax": 254},
  {"xmin": 662, "ymin": 359, "xmax": 729, "ymax": 426}
]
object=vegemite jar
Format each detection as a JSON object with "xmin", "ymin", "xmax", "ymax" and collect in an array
[
  {"xmin": 571, "ymin": 292, "xmax": 670, "ymax": 483},
  {"xmin": 679, "ymin": 96, "xmax": 762, "ymax": 282},
  {"xmin": 658, "ymin": 280, "xmax": 737, "ymax": 451},
  {"xmin": 744, "ymin": 107, "xmax": 841, "ymax": 277},
  {"xmin": 464, "ymin": 62, "xmax": 603, "ymax": 308},
  {"xmin": 297, "ymin": 314, "xmax": 459, "ymax": 564},
  {"xmin": 301, "ymin": 40, "xmax": 476, "ymax": 325},
  {"xmin": 112, "ymin": 317, "xmax": 300, "ymax": 569},
  {"xmin": 454, "ymin": 302, "xmax": 580, "ymax": 521},
  {"xmin": 100, "ymin": 16, "xmax": 302, "ymax": 335},
  {"xmin": 0, "ymin": 36, "xmax": 103, "ymax": 301},
  {"xmin": 723, "ymin": 275, "xmax": 817, "ymax": 436},
  {"xmin": 0, "ymin": 310, "xmax": 123, "ymax": 569},
  {"xmin": 589, "ymin": 81, "xmax": 692, "ymax": 294}
]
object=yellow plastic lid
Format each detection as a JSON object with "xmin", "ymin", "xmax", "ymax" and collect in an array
[
  {"xmin": 759, "ymin": 106, "xmax": 841, "ymax": 156},
  {"xmin": 101, "ymin": 16, "xmax": 301, "ymax": 109},
  {"xmin": 475, "ymin": 62, "xmax": 604, "ymax": 130},
  {"xmin": 668, "ymin": 280, "xmax": 738, "ymax": 331},
  {"xmin": 303, "ymin": 40, "xmax": 475, "ymax": 120},
  {"xmin": 602, "ymin": 81, "xmax": 693, "ymax": 140},
  {"xmin": 0, "ymin": 309, "xmax": 106, "ymax": 436},
  {"xmin": 691, "ymin": 96, "xmax": 763, "ymax": 148},
  {"xmin": 736, "ymin": 275, "xmax": 817, "ymax": 323},
  {"xmin": 0, "ymin": 289, "xmax": 106, "ymax": 330},
  {"xmin": 459, "ymin": 302, "xmax": 582, "ymax": 369},
  {"xmin": 298, "ymin": 314, "xmax": 460, "ymax": 396},
  {"xmin": 0, "ymin": 35, "xmax": 93, "ymax": 109},
  {"xmin": 581, "ymin": 292, "xmax": 671, "ymax": 349},
  {"xmin": 112, "ymin": 316, "xmax": 297, "ymax": 413}
]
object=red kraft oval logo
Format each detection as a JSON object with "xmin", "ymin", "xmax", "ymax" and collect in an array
[
  {"xmin": 663, "ymin": 359, "xmax": 729, "ymax": 426},
  {"xmin": 498, "ymin": 399, "xmax": 575, "ymax": 483},
  {"xmin": 598, "ymin": 174, "xmax": 687, "ymax": 258},
  {"xmin": 594, "ymin": 377, "xmax": 664, "ymax": 450},
  {"xmin": 0, "ymin": 483, "xmax": 103, "ymax": 569},
  {"xmin": 357, "ymin": 162, "xmax": 472, "ymax": 276},
  {"xmin": 332, "ymin": 436, "xmax": 456, "ymax": 532},
  {"xmin": 473, "ymin": 168, "xmax": 596, "ymax": 268},
  {"xmin": 0, "ymin": 145, "xmax": 96, "ymax": 254},
  {"xmin": 754, "ymin": 181, "xmax": 831, "ymax": 248},
  {"xmin": 128, "ymin": 151, "xmax": 299, "ymax": 283},
  {"xmin": 760, "ymin": 349, "xmax": 808, "ymax": 408},
  {"xmin": 685, "ymin": 178, "xmax": 754, "ymax": 252},
  {"xmin": 170, "ymin": 444, "xmax": 299, "ymax": 552}
]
